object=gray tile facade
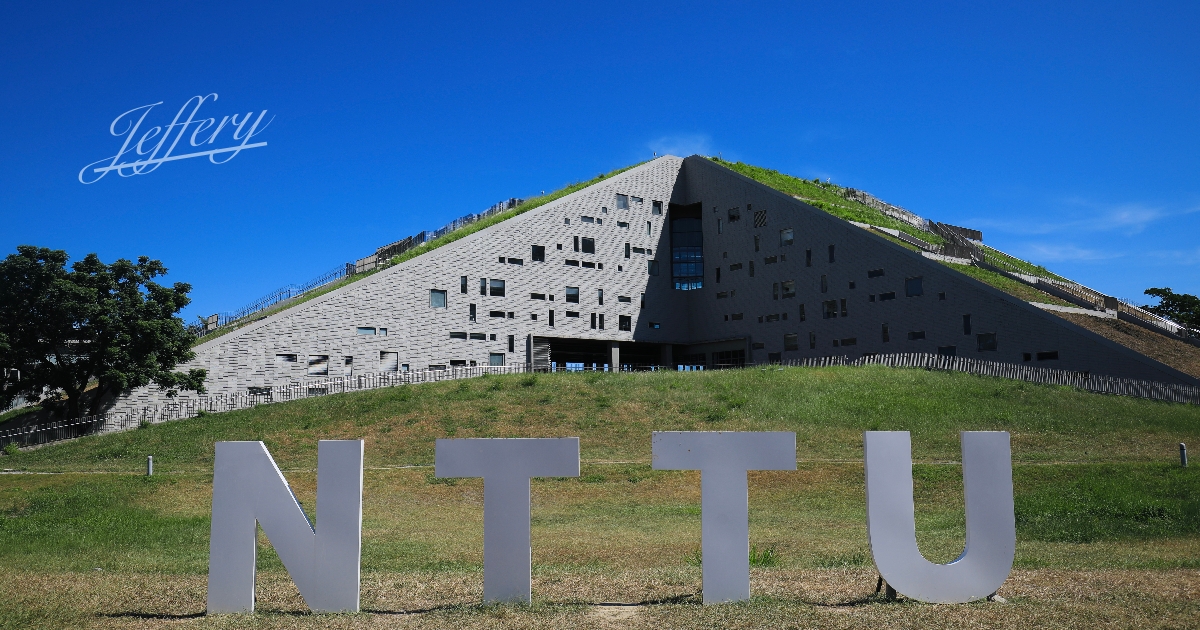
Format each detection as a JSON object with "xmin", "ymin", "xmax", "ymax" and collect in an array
[{"xmin": 111, "ymin": 155, "xmax": 1196, "ymax": 414}]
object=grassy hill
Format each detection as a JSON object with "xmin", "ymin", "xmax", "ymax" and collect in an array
[{"xmin": 0, "ymin": 367, "xmax": 1197, "ymax": 628}]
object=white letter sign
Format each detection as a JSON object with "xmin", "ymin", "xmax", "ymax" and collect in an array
[
  {"xmin": 652, "ymin": 431, "xmax": 796, "ymax": 604},
  {"xmin": 436, "ymin": 437, "xmax": 580, "ymax": 603},
  {"xmin": 864, "ymin": 431, "xmax": 1015, "ymax": 603},
  {"xmin": 207, "ymin": 440, "xmax": 363, "ymax": 613}
]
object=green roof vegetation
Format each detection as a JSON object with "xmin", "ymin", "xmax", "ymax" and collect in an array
[{"xmin": 940, "ymin": 262, "xmax": 1075, "ymax": 306}]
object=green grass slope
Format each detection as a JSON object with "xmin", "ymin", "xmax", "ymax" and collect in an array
[{"xmin": 0, "ymin": 368, "xmax": 1197, "ymax": 627}]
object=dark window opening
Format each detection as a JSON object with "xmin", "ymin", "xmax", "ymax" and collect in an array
[
  {"xmin": 490, "ymin": 279, "xmax": 505, "ymax": 297},
  {"xmin": 749, "ymin": 261, "xmax": 755, "ymax": 277},
  {"xmin": 599, "ymin": 314, "xmax": 604, "ymax": 329},
  {"xmin": 480, "ymin": 278, "xmax": 487, "ymax": 295},
  {"xmin": 532, "ymin": 245, "xmax": 545, "ymax": 262},
  {"xmin": 567, "ymin": 311, "xmax": 579, "ymax": 318},
  {"xmin": 809, "ymin": 332, "xmax": 816, "ymax": 349},
  {"xmin": 530, "ymin": 293, "xmax": 545, "ymax": 300},
  {"xmin": 822, "ymin": 300, "xmax": 838, "ymax": 319},
  {"xmin": 712, "ymin": 349, "xmax": 746, "ymax": 368},
  {"xmin": 566, "ymin": 286, "xmax": 579, "ymax": 303},
  {"xmin": 806, "ymin": 249, "xmax": 812, "ymax": 267},
  {"xmin": 470, "ymin": 332, "xmax": 486, "ymax": 340},
  {"xmin": 549, "ymin": 310, "xmax": 554, "ymax": 326},
  {"xmin": 868, "ymin": 268, "xmax": 884, "ymax": 278},
  {"xmin": 460, "ymin": 276, "xmax": 468, "ymax": 293},
  {"xmin": 582, "ymin": 261, "xmax": 596, "ymax": 268},
  {"xmin": 499, "ymin": 256, "xmax": 506, "ymax": 263},
  {"xmin": 652, "ymin": 200, "xmax": 663, "ymax": 215},
  {"xmin": 938, "ymin": 345, "xmax": 957, "ymax": 357},
  {"xmin": 625, "ymin": 243, "xmax": 631, "ymax": 258},
  {"xmin": 1023, "ymin": 353, "xmax": 1032, "ymax": 362},
  {"xmin": 798, "ymin": 303, "xmax": 806, "ymax": 321},
  {"xmin": 565, "ymin": 260, "xmax": 579, "ymax": 266},
  {"xmin": 977, "ymin": 333, "xmax": 998, "ymax": 352},
  {"xmin": 764, "ymin": 255, "xmax": 778, "ymax": 264},
  {"xmin": 773, "ymin": 283, "xmax": 779, "ymax": 300},
  {"xmin": 669, "ymin": 202, "xmax": 704, "ymax": 290},
  {"xmin": 508, "ymin": 258, "xmax": 523, "ymax": 265},
  {"xmin": 1037, "ymin": 351, "xmax": 1059, "ymax": 361},
  {"xmin": 469, "ymin": 303, "xmax": 477, "ymax": 322},
  {"xmin": 449, "ymin": 331, "xmax": 467, "ymax": 339},
  {"xmin": 784, "ymin": 333, "xmax": 799, "ymax": 351},
  {"xmin": 870, "ymin": 294, "xmax": 876, "ymax": 302},
  {"xmin": 430, "ymin": 289, "xmax": 447, "ymax": 308},
  {"xmin": 754, "ymin": 235, "xmax": 761, "ymax": 252},
  {"xmin": 768, "ymin": 352, "xmax": 782, "ymax": 363},
  {"xmin": 828, "ymin": 245, "xmax": 836, "ymax": 263},
  {"xmin": 731, "ymin": 313, "xmax": 743, "ymax": 320},
  {"xmin": 573, "ymin": 236, "xmax": 580, "ymax": 252},
  {"xmin": 905, "ymin": 276, "xmax": 923, "ymax": 297},
  {"xmin": 782, "ymin": 281, "xmax": 796, "ymax": 298},
  {"xmin": 489, "ymin": 310, "xmax": 506, "ymax": 318},
  {"xmin": 716, "ymin": 267, "xmax": 721, "ymax": 283},
  {"xmin": 880, "ymin": 292, "xmax": 896, "ymax": 301},
  {"xmin": 649, "ymin": 260, "xmax": 660, "ymax": 276},
  {"xmin": 849, "ymin": 281, "xmax": 856, "ymax": 289},
  {"xmin": 591, "ymin": 313, "xmax": 597, "ymax": 329},
  {"xmin": 907, "ymin": 331, "xmax": 926, "ymax": 340},
  {"xmin": 840, "ymin": 298, "xmax": 848, "ymax": 317},
  {"xmin": 619, "ymin": 315, "xmax": 632, "ymax": 331},
  {"xmin": 939, "ymin": 292, "xmax": 946, "ymax": 300},
  {"xmin": 882, "ymin": 324, "xmax": 890, "ymax": 343},
  {"xmin": 728, "ymin": 207, "xmax": 741, "ymax": 222},
  {"xmin": 582, "ymin": 237, "xmax": 595, "ymax": 254},
  {"xmin": 963, "ymin": 314, "xmax": 972, "ymax": 335},
  {"xmin": 821, "ymin": 275, "xmax": 828, "ymax": 293},
  {"xmin": 649, "ymin": 321, "xmax": 661, "ymax": 329},
  {"xmin": 840, "ymin": 338, "xmax": 857, "ymax": 346}
]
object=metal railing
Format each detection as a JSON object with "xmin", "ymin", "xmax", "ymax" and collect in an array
[{"xmin": 4, "ymin": 352, "xmax": 1196, "ymax": 453}]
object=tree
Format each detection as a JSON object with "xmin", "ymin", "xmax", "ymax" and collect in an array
[
  {"xmin": 1143, "ymin": 287, "xmax": 1200, "ymax": 334},
  {"xmin": 0, "ymin": 246, "xmax": 206, "ymax": 418}
]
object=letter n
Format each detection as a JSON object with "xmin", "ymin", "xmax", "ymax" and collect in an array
[{"xmin": 206, "ymin": 440, "xmax": 363, "ymax": 613}]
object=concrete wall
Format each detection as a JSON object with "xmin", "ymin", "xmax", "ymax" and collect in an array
[{"xmin": 111, "ymin": 155, "xmax": 1196, "ymax": 415}]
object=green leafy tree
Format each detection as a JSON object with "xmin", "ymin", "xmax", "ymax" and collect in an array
[
  {"xmin": 0, "ymin": 246, "xmax": 206, "ymax": 418},
  {"xmin": 1143, "ymin": 287, "xmax": 1200, "ymax": 334}
]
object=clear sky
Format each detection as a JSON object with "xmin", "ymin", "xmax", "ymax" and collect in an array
[{"xmin": 1, "ymin": 1, "xmax": 1197, "ymax": 323}]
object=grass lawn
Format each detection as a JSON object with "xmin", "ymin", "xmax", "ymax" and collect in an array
[{"xmin": 0, "ymin": 367, "xmax": 1197, "ymax": 628}]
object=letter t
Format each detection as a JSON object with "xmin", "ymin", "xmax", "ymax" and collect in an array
[
  {"xmin": 652, "ymin": 431, "xmax": 796, "ymax": 604},
  {"xmin": 436, "ymin": 438, "xmax": 579, "ymax": 603}
]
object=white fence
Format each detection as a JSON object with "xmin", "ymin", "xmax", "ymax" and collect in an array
[{"xmin": 2, "ymin": 354, "xmax": 1197, "ymax": 452}]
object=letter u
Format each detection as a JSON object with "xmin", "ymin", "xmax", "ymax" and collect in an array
[{"xmin": 863, "ymin": 431, "xmax": 1015, "ymax": 603}]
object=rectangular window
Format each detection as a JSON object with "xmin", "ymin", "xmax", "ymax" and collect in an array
[
  {"xmin": 729, "ymin": 263, "xmax": 742, "ymax": 271},
  {"xmin": 780, "ymin": 228, "xmax": 794, "ymax": 246},
  {"xmin": 781, "ymin": 281, "xmax": 795, "ymax": 299},
  {"xmin": 870, "ymin": 294, "xmax": 876, "ymax": 302},
  {"xmin": 532, "ymin": 245, "xmax": 545, "ymax": 262},
  {"xmin": 754, "ymin": 235, "xmax": 761, "ymax": 252},
  {"xmin": 356, "ymin": 327, "xmax": 376, "ymax": 335},
  {"xmin": 653, "ymin": 200, "xmax": 663, "ymax": 215},
  {"xmin": 489, "ymin": 353, "xmax": 505, "ymax": 366},
  {"xmin": 469, "ymin": 332, "xmax": 486, "ymax": 340},
  {"xmin": 566, "ymin": 286, "xmax": 580, "ymax": 303},
  {"xmin": 805, "ymin": 249, "xmax": 812, "ymax": 267},
  {"xmin": 821, "ymin": 275, "xmax": 828, "ymax": 293},
  {"xmin": 908, "ymin": 331, "xmax": 926, "ymax": 340},
  {"xmin": 508, "ymin": 335, "xmax": 515, "ymax": 352},
  {"xmin": 573, "ymin": 236, "xmax": 580, "ymax": 252},
  {"xmin": 343, "ymin": 356, "xmax": 353, "ymax": 377},
  {"xmin": 581, "ymin": 216, "xmax": 595, "ymax": 224},
  {"xmin": 625, "ymin": 243, "xmax": 631, "ymax": 258},
  {"xmin": 798, "ymin": 303, "xmax": 806, "ymax": 321},
  {"xmin": 728, "ymin": 207, "xmax": 741, "ymax": 222},
  {"xmin": 549, "ymin": 310, "xmax": 554, "ymax": 326},
  {"xmin": 649, "ymin": 321, "xmax": 661, "ymax": 329},
  {"xmin": 632, "ymin": 196, "xmax": 643, "ymax": 205},
  {"xmin": 764, "ymin": 255, "xmax": 778, "ymax": 264},
  {"xmin": 905, "ymin": 276, "xmax": 923, "ymax": 297},
  {"xmin": 480, "ymin": 278, "xmax": 487, "ymax": 295},
  {"xmin": 963, "ymin": 314, "xmax": 972, "ymax": 335},
  {"xmin": 582, "ymin": 237, "xmax": 595, "ymax": 254},
  {"xmin": 460, "ymin": 276, "xmax": 468, "ymax": 293},
  {"xmin": 380, "ymin": 351, "xmax": 399, "ymax": 372},
  {"xmin": 867, "ymin": 268, "xmax": 884, "ymax": 278},
  {"xmin": 617, "ymin": 194, "xmax": 629, "ymax": 210},
  {"xmin": 717, "ymin": 218, "xmax": 723, "ymax": 234},
  {"xmin": 599, "ymin": 314, "xmax": 604, "ymax": 329},
  {"xmin": 1037, "ymin": 350, "xmax": 1059, "ymax": 361},
  {"xmin": 809, "ymin": 332, "xmax": 816, "ymax": 349},
  {"xmin": 649, "ymin": 260, "xmax": 660, "ymax": 276},
  {"xmin": 749, "ymin": 260, "xmax": 754, "ymax": 277},
  {"xmin": 470, "ymin": 304, "xmax": 477, "ymax": 322},
  {"xmin": 379, "ymin": 327, "xmax": 387, "ymax": 336},
  {"xmin": 828, "ymin": 245, "xmax": 836, "ymax": 263},
  {"xmin": 882, "ymin": 323, "xmax": 890, "ymax": 342},
  {"xmin": 489, "ymin": 310, "xmax": 506, "ymax": 318},
  {"xmin": 619, "ymin": 315, "xmax": 632, "ymax": 331},
  {"xmin": 430, "ymin": 289, "xmax": 447, "ymax": 308},
  {"xmin": 530, "ymin": 293, "xmax": 545, "ymax": 300},
  {"xmin": 582, "ymin": 261, "xmax": 596, "ymax": 268},
  {"xmin": 646, "ymin": 221, "xmax": 652, "ymax": 236},
  {"xmin": 508, "ymin": 258, "xmax": 523, "ymax": 265},
  {"xmin": 717, "ymin": 291, "xmax": 729, "ymax": 299},
  {"xmin": 597, "ymin": 289, "xmax": 604, "ymax": 305},
  {"xmin": 879, "ymin": 291, "xmax": 896, "ymax": 301},
  {"xmin": 591, "ymin": 313, "xmax": 597, "ymax": 329},
  {"xmin": 731, "ymin": 313, "xmax": 743, "ymax": 320},
  {"xmin": 784, "ymin": 333, "xmax": 799, "ymax": 351},
  {"xmin": 977, "ymin": 333, "xmax": 998, "ymax": 351},
  {"xmin": 618, "ymin": 221, "xmax": 629, "ymax": 228},
  {"xmin": 938, "ymin": 346, "xmax": 957, "ymax": 357},
  {"xmin": 276, "ymin": 353, "xmax": 298, "ymax": 366},
  {"xmin": 618, "ymin": 295, "xmax": 631, "ymax": 303},
  {"xmin": 499, "ymin": 256, "xmax": 506, "ymax": 263},
  {"xmin": 640, "ymin": 293, "xmax": 645, "ymax": 308},
  {"xmin": 841, "ymin": 338, "xmax": 857, "ymax": 346},
  {"xmin": 565, "ymin": 260, "xmax": 579, "ymax": 266},
  {"xmin": 309, "ymin": 352, "xmax": 328, "ymax": 374},
  {"xmin": 490, "ymin": 279, "xmax": 505, "ymax": 297},
  {"xmin": 840, "ymin": 298, "xmax": 848, "ymax": 317},
  {"xmin": 822, "ymin": 300, "xmax": 838, "ymax": 319},
  {"xmin": 773, "ymin": 282, "xmax": 780, "ymax": 300},
  {"xmin": 567, "ymin": 311, "xmax": 580, "ymax": 318}
]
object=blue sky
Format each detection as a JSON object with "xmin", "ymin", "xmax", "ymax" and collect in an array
[{"xmin": 1, "ymin": 1, "xmax": 1197, "ymax": 323}]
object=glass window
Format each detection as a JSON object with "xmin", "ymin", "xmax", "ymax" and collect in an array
[
  {"xmin": 582, "ymin": 237, "xmax": 595, "ymax": 254},
  {"xmin": 566, "ymin": 286, "xmax": 580, "ymax": 303},
  {"xmin": 619, "ymin": 315, "xmax": 631, "ymax": 331},
  {"xmin": 784, "ymin": 333, "xmax": 799, "ymax": 351},
  {"xmin": 822, "ymin": 300, "xmax": 838, "ymax": 319},
  {"xmin": 430, "ymin": 290, "xmax": 447, "ymax": 308},
  {"xmin": 460, "ymin": 276, "xmax": 468, "ymax": 293},
  {"xmin": 480, "ymin": 277, "xmax": 487, "ymax": 295},
  {"xmin": 905, "ymin": 276, "xmax": 923, "ymax": 297},
  {"xmin": 781, "ymin": 281, "xmax": 796, "ymax": 298},
  {"xmin": 828, "ymin": 244, "xmax": 836, "ymax": 263},
  {"xmin": 356, "ymin": 327, "xmax": 376, "ymax": 335},
  {"xmin": 531, "ymin": 245, "xmax": 545, "ymax": 262},
  {"xmin": 597, "ymin": 289, "xmax": 604, "ymax": 305},
  {"xmin": 652, "ymin": 200, "xmax": 663, "ymax": 215},
  {"xmin": 977, "ymin": 332, "xmax": 998, "ymax": 351},
  {"xmin": 489, "ymin": 353, "xmax": 505, "ymax": 366},
  {"xmin": 649, "ymin": 260, "xmax": 660, "ymax": 276},
  {"xmin": 490, "ymin": 279, "xmax": 505, "ymax": 297},
  {"xmin": 617, "ymin": 194, "xmax": 629, "ymax": 209},
  {"xmin": 780, "ymin": 229, "xmax": 794, "ymax": 246}
]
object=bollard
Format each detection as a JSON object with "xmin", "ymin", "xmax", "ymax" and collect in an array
[
  {"xmin": 1181, "ymin": 443, "xmax": 1188, "ymax": 468},
  {"xmin": 147, "ymin": 455, "xmax": 153, "ymax": 476}
]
